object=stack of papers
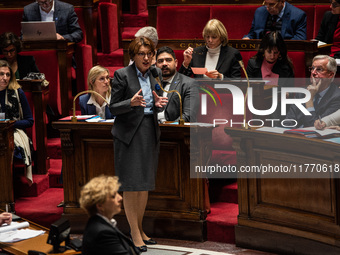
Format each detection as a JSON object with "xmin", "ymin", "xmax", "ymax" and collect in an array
[{"xmin": 0, "ymin": 221, "xmax": 45, "ymax": 243}]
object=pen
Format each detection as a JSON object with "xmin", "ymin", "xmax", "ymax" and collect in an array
[{"xmin": 6, "ymin": 203, "xmax": 8, "ymax": 212}]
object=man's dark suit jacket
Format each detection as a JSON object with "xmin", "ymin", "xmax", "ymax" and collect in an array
[
  {"xmin": 316, "ymin": 11, "xmax": 340, "ymax": 46},
  {"xmin": 243, "ymin": 2, "xmax": 306, "ymax": 40},
  {"xmin": 79, "ymin": 94, "xmax": 115, "ymax": 119},
  {"xmin": 246, "ymin": 58, "xmax": 294, "ymax": 88},
  {"xmin": 22, "ymin": 0, "xmax": 83, "ymax": 43},
  {"xmin": 285, "ymin": 83, "xmax": 340, "ymax": 127},
  {"xmin": 82, "ymin": 215, "xmax": 140, "ymax": 255},
  {"xmin": 178, "ymin": 45, "xmax": 241, "ymax": 78},
  {"xmin": 110, "ymin": 64, "xmax": 163, "ymax": 145},
  {"xmin": 2, "ymin": 54, "xmax": 40, "ymax": 79},
  {"xmin": 163, "ymin": 72, "xmax": 199, "ymax": 122}
]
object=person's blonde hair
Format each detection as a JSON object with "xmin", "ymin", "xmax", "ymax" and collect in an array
[
  {"xmin": 202, "ymin": 19, "xmax": 228, "ymax": 46},
  {"xmin": 87, "ymin": 65, "xmax": 111, "ymax": 97},
  {"xmin": 79, "ymin": 175, "xmax": 120, "ymax": 216},
  {"xmin": 0, "ymin": 60, "xmax": 20, "ymax": 90}
]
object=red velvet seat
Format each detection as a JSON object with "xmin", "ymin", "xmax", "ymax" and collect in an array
[
  {"xmin": 197, "ymin": 93, "xmax": 252, "ymax": 166},
  {"xmin": 211, "ymin": 6, "xmax": 258, "ymax": 39},
  {"xmin": 295, "ymin": 5, "xmax": 315, "ymax": 40},
  {"xmin": 156, "ymin": 6, "xmax": 210, "ymax": 39},
  {"xmin": 20, "ymin": 50, "xmax": 61, "ymax": 115},
  {"xmin": 314, "ymin": 5, "xmax": 332, "ymax": 38},
  {"xmin": 0, "ymin": 9, "xmax": 23, "ymax": 36},
  {"xmin": 97, "ymin": 2, "xmax": 124, "ymax": 76}
]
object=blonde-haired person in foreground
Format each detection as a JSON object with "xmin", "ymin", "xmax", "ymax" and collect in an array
[
  {"xmin": 179, "ymin": 19, "xmax": 241, "ymax": 79},
  {"xmin": 80, "ymin": 175, "xmax": 140, "ymax": 255}
]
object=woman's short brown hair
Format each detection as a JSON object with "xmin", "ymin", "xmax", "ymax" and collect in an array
[
  {"xmin": 79, "ymin": 175, "xmax": 121, "ymax": 216},
  {"xmin": 0, "ymin": 32, "xmax": 22, "ymax": 53},
  {"xmin": 128, "ymin": 36, "xmax": 155, "ymax": 60},
  {"xmin": 202, "ymin": 19, "xmax": 228, "ymax": 46}
]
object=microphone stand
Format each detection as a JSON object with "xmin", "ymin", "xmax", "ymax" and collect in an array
[
  {"xmin": 150, "ymin": 67, "xmax": 184, "ymax": 125},
  {"xmin": 238, "ymin": 60, "xmax": 250, "ymax": 129},
  {"xmin": 71, "ymin": 90, "xmax": 109, "ymax": 122}
]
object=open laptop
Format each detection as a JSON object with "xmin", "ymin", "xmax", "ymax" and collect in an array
[{"xmin": 21, "ymin": 21, "xmax": 57, "ymax": 41}]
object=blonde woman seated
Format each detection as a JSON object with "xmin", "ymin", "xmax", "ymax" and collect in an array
[
  {"xmin": 80, "ymin": 175, "xmax": 140, "ymax": 255},
  {"xmin": 314, "ymin": 109, "xmax": 340, "ymax": 131},
  {"xmin": 79, "ymin": 66, "xmax": 115, "ymax": 119}
]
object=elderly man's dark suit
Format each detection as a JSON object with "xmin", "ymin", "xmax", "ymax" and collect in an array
[
  {"xmin": 82, "ymin": 215, "xmax": 140, "ymax": 255},
  {"xmin": 285, "ymin": 83, "xmax": 340, "ymax": 127},
  {"xmin": 22, "ymin": 0, "xmax": 83, "ymax": 43},
  {"xmin": 163, "ymin": 72, "xmax": 199, "ymax": 122}
]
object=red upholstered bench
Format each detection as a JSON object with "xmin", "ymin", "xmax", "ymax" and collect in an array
[
  {"xmin": 314, "ymin": 5, "xmax": 332, "ymax": 38},
  {"xmin": 97, "ymin": 2, "xmax": 124, "ymax": 77},
  {"xmin": 0, "ymin": 9, "xmax": 23, "ymax": 36},
  {"xmin": 211, "ymin": 6, "xmax": 258, "ymax": 39},
  {"xmin": 295, "ymin": 5, "xmax": 315, "ymax": 40},
  {"xmin": 157, "ymin": 6, "xmax": 210, "ymax": 39},
  {"xmin": 20, "ymin": 50, "xmax": 61, "ymax": 115}
]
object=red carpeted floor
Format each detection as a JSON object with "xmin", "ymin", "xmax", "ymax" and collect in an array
[{"xmin": 15, "ymin": 187, "xmax": 64, "ymax": 228}]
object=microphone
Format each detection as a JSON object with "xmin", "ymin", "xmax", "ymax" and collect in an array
[
  {"xmin": 149, "ymin": 66, "xmax": 185, "ymax": 125},
  {"xmin": 71, "ymin": 90, "xmax": 109, "ymax": 122},
  {"xmin": 236, "ymin": 52, "xmax": 250, "ymax": 129}
]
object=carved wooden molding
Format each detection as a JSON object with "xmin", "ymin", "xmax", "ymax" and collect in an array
[{"xmin": 60, "ymin": 130, "xmax": 74, "ymax": 156}]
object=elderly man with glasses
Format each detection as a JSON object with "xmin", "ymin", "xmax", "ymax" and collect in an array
[
  {"xmin": 22, "ymin": 0, "xmax": 83, "ymax": 43},
  {"xmin": 243, "ymin": 0, "xmax": 306, "ymax": 40},
  {"xmin": 285, "ymin": 55, "xmax": 340, "ymax": 128}
]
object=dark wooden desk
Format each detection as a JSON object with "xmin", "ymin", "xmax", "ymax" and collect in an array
[
  {"xmin": 0, "ymin": 121, "xmax": 15, "ymax": 211},
  {"xmin": 22, "ymin": 40, "xmax": 75, "ymax": 117},
  {"xmin": 225, "ymin": 127, "xmax": 340, "ymax": 254},
  {"xmin": 52, "ymin": 121, "xmax": 212, "ymax": 241},
  {"xmin": 19, "ymin": 80, "xmax": 49, "ymax": 174},
  {"xmin": 0, "ymin": 217, "xmax": 80, "ymax": 255}
]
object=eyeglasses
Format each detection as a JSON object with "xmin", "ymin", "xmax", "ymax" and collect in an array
[
  {"xmin": 36, "ymin": 0, "xmax": 52, "ymax": 6},
  {"xmin": 2, "ymin": 48, "xmax": 15, "ymax": 54},
  {"xmin": 309, "ymin": 66, "xmax": 328, "ymax": 73},
  {"xmin": 98, "ymin": 76, "xmax": 111, "ymax": 82},
  {"xmin": 0, "ymin": 72, "xmax": 10, "ymax": 78},
  {"xmin": 137, "ymin": 52, "xmax": 154, "ymax": 58},
  {"xmin": 331, "ymin": 1, "xmax": 340, "ymax": 8},
  {"xmin": 262, "ymin": 0, "xmax": 279, "ymax": 9}
]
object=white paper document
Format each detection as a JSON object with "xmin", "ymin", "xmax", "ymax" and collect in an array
[{"xmin": 0, "ymin": 221, "xmax": 45, "ymax": 243}]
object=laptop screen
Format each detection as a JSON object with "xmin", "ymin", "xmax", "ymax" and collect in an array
[{"xmin": 21, "ymin": 21, "xmax": 57, "ymax": 41}]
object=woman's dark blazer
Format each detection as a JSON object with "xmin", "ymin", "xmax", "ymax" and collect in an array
[
  {"xmin": 2, "ymin": 55, "xmax": 40, "ymax": 79},
  {"xmin": 316, "ymin": 11, "xmax": 340, "ymax": 44},
  {"xmin": 178, "ymin": 45, "xmax": 241, "ymax": 78},
  {"xmin": 246, "ymin": 58, "xmax": 294, "ymax": 88},
  {"xmin": 109, "ymin": 64, "xmax": 163, "ymax": 146},
  {"xmin": 82, "ymin": 215, "xmax": 140, "ymax": 255},
  {"xmin": 79, "ymin": 94, "xmax": 115, "ymax": 119}
]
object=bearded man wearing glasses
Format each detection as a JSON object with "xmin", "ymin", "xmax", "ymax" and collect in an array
[
  {"xmin": 22, "ymin": 0, "xmax": 83, "ymax": 43},
  {"xmin": 243, "ymin": 0, "xmax": 306, "ymax": 40}
]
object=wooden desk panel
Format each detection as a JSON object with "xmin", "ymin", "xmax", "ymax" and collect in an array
[
  {"xmin": 0, "ymin": 121, "xmax": 15, "ymax": 211},
  {"xmin": 53, "ymin": 122, "xmax": 212, "ymax": 241},
  {"xmin": 225, "ymin": 127, "xmax": 340, "ymax": 254},
  {"xmin": 19, "ymin": 80, "xmax": 49, "ymax": 174}
]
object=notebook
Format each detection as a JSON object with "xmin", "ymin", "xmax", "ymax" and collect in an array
[{"xmin": 21, "ymin": 21, "xmax": 57, "ymax": 41}]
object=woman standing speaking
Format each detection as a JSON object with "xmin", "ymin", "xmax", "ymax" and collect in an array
[{"xmin": 110, "ymin": 36, "xmax": 167, "ymax": 252}]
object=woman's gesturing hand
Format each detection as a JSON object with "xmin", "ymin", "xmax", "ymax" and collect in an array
[{"xmin": 131, "ymin": 89, "xmax": 146, "ymax": 107}]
